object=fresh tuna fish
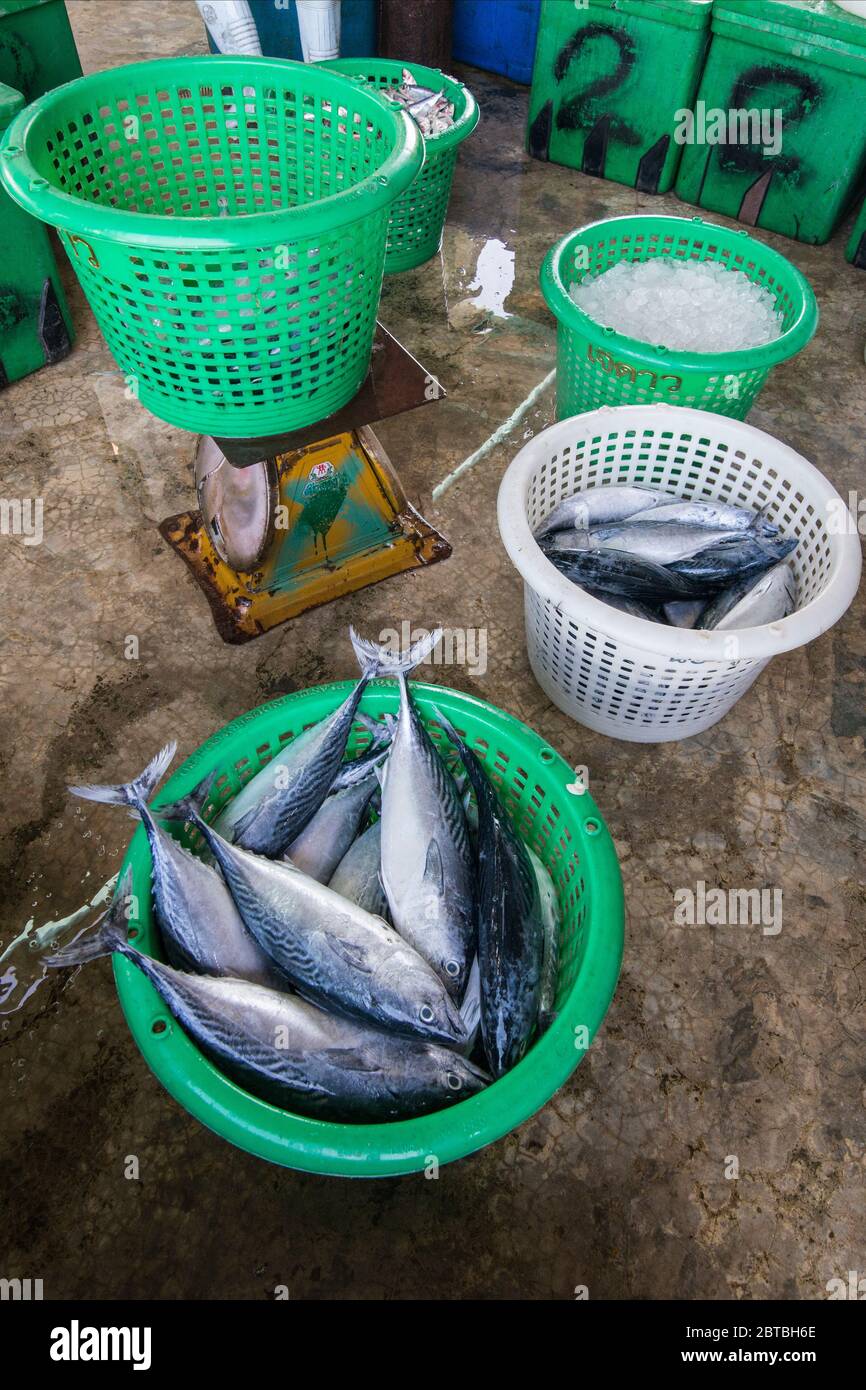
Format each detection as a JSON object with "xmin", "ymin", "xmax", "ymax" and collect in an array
[
  {"xmin": 350, "ymin": 627, "xmax": 476, "ymax": 1000},
  {"xmin": 328, "ymin": 820, "xmax": 389, "ymax": 920},
  {"xmin": 534, "ymin": 484, "xmax": 666, "ymax": 538},
  {"xmin": 668, "ymin": 534, "xmax": 797, "ymax": 590},
  {"xmin": 458, "ymin": 954, "xmax": 482, "ymax": 1055},
  {"xmin": 46, "ymin": 878, "xmax": 488, "ymax": 1122},
  {"xmin": 436, "ymin": 712, "xmax": 543, "ymax": 1079},
  {"xmin": 584, "ymin": 521, "xmax": 745, "ymax": 566},
  {"xmin": 528, "ymin": 847, "xmax": 560, "ymax": 1034},
  {"xmin": 663, "ymin": 599, "xmax": 707, "ymax": 629},
  {"xmin": 162, "ymin": 791, "xmax": 467, "ymax": 1049},
  {"xmin": 698, "ymin": 560, "xmax": 797, "ymax": 630},
  {"xmin": 282, "ymin": 775, "xmax": 376, "ymax": 884},
  {"xmin": 586, "ymin": 589, "xmax": 660, "ymax": 622},
  {"xmin": 69, "ymin": 745, "xmax": 280, "ymax": 988},
  {"xmin": 213, "ymin": 638, "xmax": 381, "ymax": 856},
  {"xmin": 545, "ymin": 545, "xmax": 698, "ymax": 603},
  {"xmin": 625, "ymin": 498, "xmax": 779, "ymax": 537}
]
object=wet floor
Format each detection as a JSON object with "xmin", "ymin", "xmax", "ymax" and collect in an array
[{"xmin": 1, "ymin": 1, "xmax": 864, "ymax": 1299}]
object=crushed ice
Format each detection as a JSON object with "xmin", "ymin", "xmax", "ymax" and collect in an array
[{"xmin": 569, "ymin": 258, "xmax": 783, "ymax": 353}]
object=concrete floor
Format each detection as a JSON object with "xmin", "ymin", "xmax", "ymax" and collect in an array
[{"xmin": 2, "ymin": 1, "xmax": 864, "ymax": 1300}]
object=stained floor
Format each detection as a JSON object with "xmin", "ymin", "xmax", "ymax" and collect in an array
[{"xmin": 1, "ymin": 1, "xmax": 864, "ymax": 1300}]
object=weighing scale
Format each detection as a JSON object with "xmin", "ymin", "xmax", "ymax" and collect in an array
[{"xmin": 159, "ymin": 323, "xmax": 450, "ymax": 644}]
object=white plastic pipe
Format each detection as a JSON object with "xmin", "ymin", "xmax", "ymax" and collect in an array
[
  {"xmin": 296, "ymin": 0, "xmax": 342, "ymax": 62},
  {"xmin": 196, "ymin": 0, "xmax": 263, "ymax": 55}
]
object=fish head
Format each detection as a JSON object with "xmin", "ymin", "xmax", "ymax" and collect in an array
[
  {"xmin": 430, "ymin": 1051, "xmax": 490, "ymax": 1106},
  {"xmin": 382, "ymin": 950, "xmax": 469, "ymax": 1046}
]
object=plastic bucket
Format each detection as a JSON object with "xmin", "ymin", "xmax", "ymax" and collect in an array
[
  {"xmin": 113, "ymin": 680, "xmax": 624, "ymax": 1176},
  {"xmin": 541, "ymin": 214, "xmax": 818, "ymax": 421},
  {"xmin": 0, "ymin": 55, "xmax": 423, "ymax": 437},
  {"xmin": 497, "ymin": 405, "xmax": 861, "ymax": 744},
  {"xmin": 321, "ymin": 58, "xmax": 478, "ymax": 273}
]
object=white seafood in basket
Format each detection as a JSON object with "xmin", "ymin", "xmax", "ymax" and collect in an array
[{"xmin": 497, "ymin": 406, "xmax": 861, "ymax": 744}]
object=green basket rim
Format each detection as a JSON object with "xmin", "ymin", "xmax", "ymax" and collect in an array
[
  {"xmin": 110, "ymin": 679, "xmax": 624, "ymax": 1178},
  {"xmin": 0, "ymin": 54, "xmax": 424, "ymax": 250},
  {"xmin": 540, "ymin": 213, "xmax": 819, "ymax": 375},
  {"xmin": 318, "ymin": 58, "xmax": 479, "ymax": 153}
]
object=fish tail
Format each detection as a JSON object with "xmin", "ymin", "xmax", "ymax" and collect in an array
[
  {"xmin": 69, "ymin": 741, "xmax": 177, "ymax": 809},
  {"xmin": 44, "ymin": 867, "xmax": 135, "ymax": 968},
  {"xmin": 156, "ymin": 769, "xmax": 220, "ymax": 826},
  {"xmin": 349, "ymin": 624, "xmax": 442, "ymax": 681}
]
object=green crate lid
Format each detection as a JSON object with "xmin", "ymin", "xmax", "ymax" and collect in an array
[
  {"xmin": 713, "ymin": 1, "xmax": 866, "ymax": 70},
  {"xmin": 0, "ymin": 79, "xmax": 23, "ymax": 134},
  {"xmin": 580, "ymin": 0, "xmax": 713, "ymax": 30}
]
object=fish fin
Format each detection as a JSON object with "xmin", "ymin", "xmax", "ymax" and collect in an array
[
  {"xmin": 330, "ymin": 745, "xmax": 387, "ymax": 791},
  {"xmin": 157, "ymin": 769, "xmax": 219, "ymax": 825},
  {"xmin": 325, "ymin": 935, "xmax": 373, "ymax": 974},
  {"xmin": 319, "ymin": 1047, "xmax": 384, "ymax": 1074},
  {"xmin": 423, "ymin": 837, "xmax": 445, "ymax": 895},
  {"xmin": 44, "ymin": 867, "xmax": 134, "ymax": 968},
  {"xmin": 69, "ymin": 741, "xmax": 177, "ymax": 808},
  {"xmin": 349, "ymin": 624, "xmax": 442, "ymax": 680}
]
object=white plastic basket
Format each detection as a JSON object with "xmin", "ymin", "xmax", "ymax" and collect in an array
[{"xmin": 497, "ymin": 405, "xmax": 861, "ymax": 743}]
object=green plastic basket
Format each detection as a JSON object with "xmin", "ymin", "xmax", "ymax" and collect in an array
[
  {"xmin": 541, "ymin": 214, "xmax": 819, "ymax": 421},
  {"xmin": 0, "ymin": 55, "xmax": 423, "ymax": 437},
  {"xmin": 321, "ymin": 59, "xmax": 478, "ymax": 273},
  {"xmin": 111, "ymin": 680, "xmax": 623, "ymax": 1177}
]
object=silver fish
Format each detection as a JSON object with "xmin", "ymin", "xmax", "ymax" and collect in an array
[
  {"xmin": 69, "ymin": 746, "xmax": 280, "ymax": 988},
  {"xmin": 534, "ymin": 484, "xmax": 667, "ymax": 538},
  {"xmin": 328, "ymin": 820, "xmax": 389, "ymax": 919},
  {"xmin": 282, "ymin": 776, "xmax": 376, "ymax": 884},
  {"xmin": 350, "ymin": 627, "xmax": 476, "ymax": 1001},
  {"xmin": 213, "ymin": 634, "xmax": 380, "ymax": 856},
  {"xmin": 166, "ymin": 793, "xmax": 467, "ymax": 1048},
  {"xmin": 663, "ymin": 599, "xmax": 707, "ymax": 629},
  {"xmin": 698, "ymin": 560, "xmax": 797, "ymax": 630},
  {"xmin": 588, "ymin": 522, "xmax": 745, "ymax": 566},
  {"xmin": 585, "ymin": 589, "xmax": 660, "ymax": 622},
  {"xmin": 458, "ymin": 953, "xmax": 481, "ymax": 1055},
  {"xmin": 47, "ymin": 879, "xmax": 488, "ymax": 1122},
  {"xmin": 436, "ymin": 712, "xmax": 543, "ymax": 1079},
  {"xmin": 528, "ymin": 848, "xmax": 559, "ymax": 1034},
  {"xmin": 669, "ymin": 534, "xmax": 797, "ymax": 589},
  {"xmin": 626, "ymin": 498, "xmax": 779, "ymax": 537},
  {"xmin": 545, "ymin": 545, "xmax": 698, "ymax": 602}
]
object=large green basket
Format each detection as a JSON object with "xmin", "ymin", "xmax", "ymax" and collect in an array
[
  {"xmin": 541, "ymin": 214, "xmax": 818, "ymax": 421},
  {"xmin": 0, "ymin": 56, "xmax": 423, "ymax": 437},
  {"xmin": 321, "ymin": 59, "xmax": 478, "ymax": 274},
  {"xmin": 112, "ymin": 680, "xmax": 623, "ymax": 1177}
]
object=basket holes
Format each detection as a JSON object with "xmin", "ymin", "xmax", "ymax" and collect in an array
[
  {"xmin": 151, "ymin": 1018, "xmax": 169, "ymax": 1036},
  {"xmin": 127, "ymin": 926, "xmax": 139, "ymax": 941},
  {"xmin": 539, "ymin": 748, "xmax": 555, "ymax": 764},
  {"xmin": 584, "ymin": 818, "xmax": 600, "ymax": 836}
]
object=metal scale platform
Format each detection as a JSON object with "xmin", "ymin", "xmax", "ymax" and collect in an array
[{"xmin": 160, "ymin": 325, "xmax": 450, "ymax": 644}]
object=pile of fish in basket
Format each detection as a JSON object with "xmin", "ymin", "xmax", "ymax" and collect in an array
[
  {"xmin": 48, "ymin": 629, "xmax": 558, "ymax": 1123},
  {"xmin": 536, "ymin": 483, "xmax": 798, "ymax": 630}
]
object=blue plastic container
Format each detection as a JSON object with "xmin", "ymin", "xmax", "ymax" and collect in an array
[
  {"xmin": 205, "ymin": 0, "xmax": 376, "ymax": 61},
  {"xmin": 453, "ymin": 0, "xmax": 541, "ymax": 84}
]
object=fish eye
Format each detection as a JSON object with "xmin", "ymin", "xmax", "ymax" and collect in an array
[
  {"xmin": 420, "ymin": 1005, "xmax": 435, "ymax": 1024},
  {"xmin": 446, "ymin": 1072, "xmax": 462, "ymax": 1091},
  {"xmin": 444, "ymin": 960, "xmax": 460, "ymax": 977}
]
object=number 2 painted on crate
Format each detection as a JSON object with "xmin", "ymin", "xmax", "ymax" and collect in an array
[{"xmin": 552, "ymin": 23, "xmax": 639, "ymax": 178}]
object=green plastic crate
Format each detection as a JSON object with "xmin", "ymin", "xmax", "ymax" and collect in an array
[
  {"xmin": 0, "ymin": 79, "xmax": 72, "ymax": 386},
  {"xmin": 540, "ymin": 214, "xmax": 818, "ymax": 420},
  {"xmin": 0, "ymin": 0, "xmax": 81, "ymax": 102},
  {"xmin": 0, "ymin": 55, "xmax": 423, "ymax": 438},
  {"xmin": 321, "ymin": 58, "xmax": 479, "ymax": 273},
  {"xmin": 112, "ymin": 680, "xmax": 624, "ymax": 1176},
  {"xmin": 676, "ymin": 0, "xmax": 866, "ymax": 245},
  {"xmin": 527, "ymin": 0, "xmax": 712, "ymax": 195}
]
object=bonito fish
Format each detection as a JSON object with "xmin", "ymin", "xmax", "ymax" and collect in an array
[
  {"xmin": 328, "ymin": 819, "xmax": 389, "ymax": 920},
  {"xmin": 161, "ymin": 785, "xmax": 468, "ymax": 1049},
  {"xmin": 436, "ymin": 712, "xmax": 543, "ymax": 1078},
  {"xmin": 698, "ymin": 560, "xmax": 797, "ymax": 630},
  {"xmin": 69, "ymin": 744, "xmax": 280, "ymax": 988},
  {"xmin": 47, "ymin": 877, "xmax": 488, "ymax": 1122},
  {"xmin": 350, "ymin": 627, "xmax": 476, "ymax": 1000}
]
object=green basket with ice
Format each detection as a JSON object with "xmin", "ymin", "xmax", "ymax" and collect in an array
[{"xmin": 540, "ymin": 214, "xmax": 819, "ymax": 421}]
